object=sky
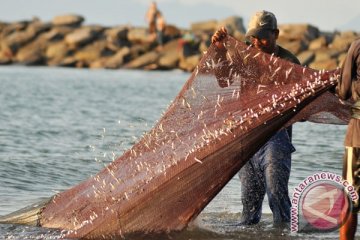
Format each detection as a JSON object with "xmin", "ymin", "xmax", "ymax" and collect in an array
[{"xmin": 0, "ymin": 0, "xmax": 359, "ymax": 32}]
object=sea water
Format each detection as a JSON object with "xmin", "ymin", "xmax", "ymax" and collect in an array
[{"xmin": 0, "ymin": 66, "xmax": 357, "ymax": 239}]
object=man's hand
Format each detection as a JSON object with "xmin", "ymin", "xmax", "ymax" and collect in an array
[{"xmin": 211, "ymin": 27, "xmax": 228, "ymax": 49}]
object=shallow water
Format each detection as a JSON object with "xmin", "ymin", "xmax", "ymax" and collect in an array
[{"xmin": 0, "ymin": 66, "xmax": 358, "ymax": 239}]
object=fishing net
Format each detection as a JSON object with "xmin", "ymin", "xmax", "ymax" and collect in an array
[{"xmin": 34, "ymin": 36, "xmax": 351, "ymax": 238}]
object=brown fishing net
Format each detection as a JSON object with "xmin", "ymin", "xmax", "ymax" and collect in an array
[{"xmin": 38, "ymin": 36, "xmax": 350, "ymax": 238}]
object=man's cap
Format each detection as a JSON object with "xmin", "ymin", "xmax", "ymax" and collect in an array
[{"xmin": 245, "ymin": 10, "xmax": 277, "ymax": 39}]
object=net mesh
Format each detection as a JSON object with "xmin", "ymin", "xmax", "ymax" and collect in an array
[{"xmin": 39, "ymin": 36, "xmax": 350, "ymax": 238}]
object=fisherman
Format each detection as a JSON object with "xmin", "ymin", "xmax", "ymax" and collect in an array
[
  {"xmin": 338, "ymin": 39, "xmax": 360, "ymax": 240},
  {"xmin": 211, "ymin": 10, "xmax": 300, "ymax": 226},
  {"xmin": 145, "ymin": 1, "xmax": 166, "ymax": 49}
]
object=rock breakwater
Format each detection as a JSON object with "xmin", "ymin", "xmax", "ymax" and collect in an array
[{"xmin": 0, "ymin": 14, "xmax": 358, "ymax": 71}]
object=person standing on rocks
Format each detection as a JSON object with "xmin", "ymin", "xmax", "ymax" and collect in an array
[
  {"xmin": 145, "ymin": 2, "xmax": 166, "ymax": 48},
  {"xmin": 211, "ymin": 10, "xmax": 300, "ymax": 226},
  {"xmin": 145, "ymin": 1, "xmax": 159, "ymax": 35},
  {"xmin": 338, "ymin": 39, "xmax": 360, "ymax": 240}
]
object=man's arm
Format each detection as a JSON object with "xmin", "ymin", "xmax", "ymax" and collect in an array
[
  {"xmin": 211, "ymin": 27, "xmax": 236, "ymax": 88},
  {"xmin": 337, "ymin": 41, "xmax": 357, "ymax": 100}
]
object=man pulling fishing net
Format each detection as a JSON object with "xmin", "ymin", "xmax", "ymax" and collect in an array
[{"xmin": 211, "ymin": 10, "xmax": 301, "ymax": 226}]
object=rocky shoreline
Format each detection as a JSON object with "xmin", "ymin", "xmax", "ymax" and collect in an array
[{"xmin": 0, "ymin": 14, "xmax": 359, "ymax": 72}]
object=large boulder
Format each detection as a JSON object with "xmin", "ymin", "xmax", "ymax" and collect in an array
[
  {"xmin": 216, "ymin": 16, "xmax": 246, "ymax": 34},
  {"xmin": 64, "ymin": 26, "xmax": 103, "ymax": 48},
  {"xmin": 126, "ymin": 40, "xmax": 182, "ymax": 70},
  {"xmin": 313, "ymin": 48, "xmax": 341, "ymax": 62},
  {"xmin": 73, "ymin": 39, "xmax": 108, "ymax": 64},
  {"xmin": 52, "ymin": 15, "xmax": 84, "ymax": 27},
  {"xmin": 1, "ymin": 30, "xmax": 35, "ymax": 54},
  {"xmin": 127, "ymin": 27, "xmax": 151, "ymax": 43},
  {"xmin": 124, "ymin": 50, "xmax": 160, "ymax": 69},
  {"xmin": 103, "ymin": 47, "xmax": 131, "ymax": 69},
  {"xmin": 0, "ymin": 21, "xmax": 28, "ymax": 38},
  {"xmin": 26, "ymin": 20, "xmax": 51, "ymax": 36},
  {"xmin": 15, "ymin": 30, "xmax": 52, "ymax": 65},
  {"xmin": 191, "ymin": 19, "xmax": 217, "ymax": 33},
  {"xmin": 296, "ymin": 50, "xmax": 315, "ymax": 66},
  {"xmin": 158, "ymin": 40, "xmax": 180, "ymax": 69},
  {"xmin": 190, "ymin": 16, "xmax": 243, "ymax": 43},
  {"xmin": 105, "ymin": 26, "xmax": 129, "ymax": 50},
  {"xmin": 279, "ymin": 24, "xmax": 319, "ymax": 42},
  {"xmin": 41, "ymin": 26, "xmax": 74, "ymax": 42},
  {"xmin": 16, "ymin": 46, "xmax": 44, "ymax": 65},
  {"xmin": 127, "ymin": 43, "xmax": 152, "ymax": 59},
  {"xmin": 308, "ymin": 36, "xmax": 328, "ymax": 50},
  {"xmin": 45, "ymin": 41, "xmax": 69, "ymax": 65},
  {"xmin": 105, "ymin": 26, "xmax": 128, "ymax": 41},
  {"xmin": 329, "ymin": 32, "xmax": 359, "ymax": 52},
  {"xmin": 278, "ymin": 40, "xmax": 306, "ymax": 55},
  {"xmin": 0, "ymin": 20, "xmax": 50, "ymax": 54}
]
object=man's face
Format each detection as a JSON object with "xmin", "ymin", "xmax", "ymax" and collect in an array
[{"xmin": 249, "ymin": 29, "xmax": 279, "ymax": 54}]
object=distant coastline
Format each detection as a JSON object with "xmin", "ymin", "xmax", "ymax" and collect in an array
[{"xmin": 0, "ymin": 14, "xmax": 359, "ymax": 72}]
